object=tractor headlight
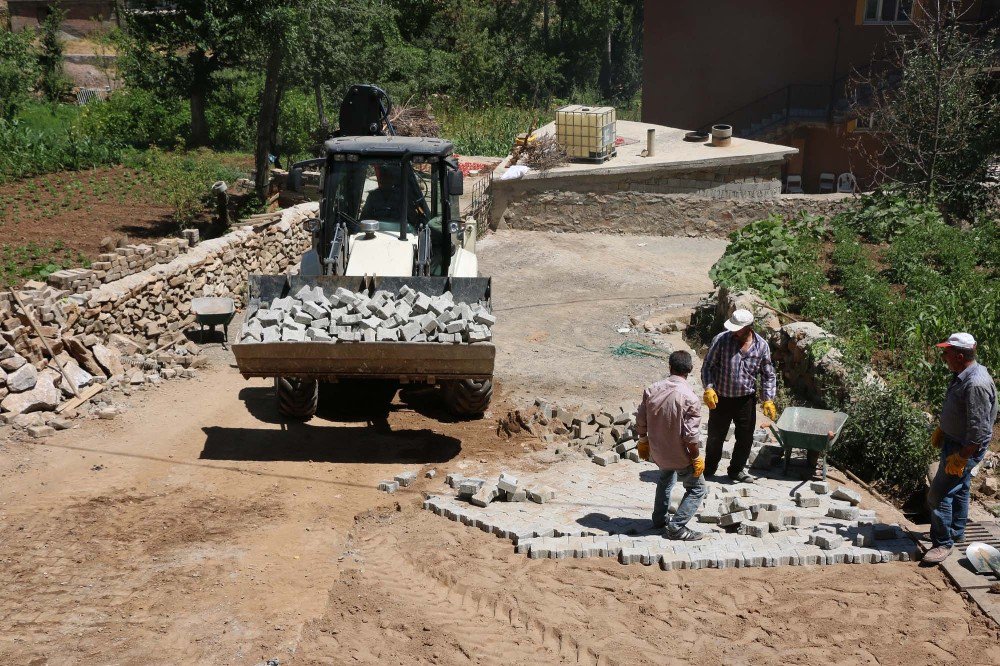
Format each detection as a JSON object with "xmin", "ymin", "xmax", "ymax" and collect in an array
[{"xmin": 302, "ymin": 218, "xmax": 321, "ymax": 233}]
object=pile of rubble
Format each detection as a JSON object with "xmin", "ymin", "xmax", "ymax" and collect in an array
[
  {"xmin": 240, "ymin": 284, "xmax": 495, "ymax": 344},
  {"xmin": 506, "ymin": 399, "xmax": 778, "ymax": 470},
  {"xmin": 0, "ymin": 281, "xmax": 206, "ymax": 433}
]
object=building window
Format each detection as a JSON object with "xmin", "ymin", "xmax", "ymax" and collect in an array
[{"xmin": 863, "ymin": 0, "xmax": 913, "ymax": 23}]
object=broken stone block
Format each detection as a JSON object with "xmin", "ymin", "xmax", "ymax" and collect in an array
[
  {"xmin": 98, "ymin": 407, "xmax": 117, "ymax": 420},
  {"xmin": 470, "ymin": 483, "xmax": 500, "ymax": 507},
  {"xmin": 831, "ymin": 487, "xmax": 861, "ymax": 506},
  {"xmin": 526, "ymin": 486, "xmax": 555, "ymax": 504},
  {"xmin": 719, "ymin": 510, "xmax": 753, "ymax": 527},
  {"xmin": 92, "ymin": 344, "xmax": 125, "ymax": 378},
  {"xmin": 795, "ymin": 492, "xmax": 821, "ymax": 508},
  {"xmin": 738, "ymin": 520, "xmax": 768, "ymax": 538},
  {"xmin": 445, "ymin": 473, "xmax": 464, "ymax": 488},
  {"xmin": 5, "ymin": 363, "xmax": 38, "ymax": 392},
  {"xmin": 0, "ymin": 353, "xmax": 27, "ymax": 372},
  {"xmin": 592, "ymin": 451, "xmax": 619, "ymax": 466},
  {"xmin": 810, "ymin": 481, "xmax": 830, "ymax": 494},
  {"xmin": 378, "ymin": 480, "xmax": 399, "ymax": 493},
  {"xmin": 394, "ymin": 471, "xmax": 418, "ymax": 487},
  {"xmin": 457, "ymin": 478, "xmax": 485, "ymax": 498},
  {"xmin": 497, "ymin": 472, "xmax": 519, "ymax": 493},
  {"xmin": 827, "ymin": 506, "xmax": 860, "ymax": 521},
  {"xmin": 47, "ymin": 416, "xmax": 72, "ymax": 430},
  {"xmin": 27, "ymin": 424, "xmax": 55, "ymax": 439},
  {"xmin": 813, "ymin": 533, "xmax": 845, "ymax": 550},
  {"xmin": 752, "ymin": 509, "xmax": 786, "ymax": 532},
  {"xmin": 1, "ymin": 370, "xmax": 61, "ymax": 414},
  {"xmin": 506, "ymin": 489, "xmax": 527, "ymax": 502}
]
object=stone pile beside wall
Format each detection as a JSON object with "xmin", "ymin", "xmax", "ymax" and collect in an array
[
  {"xmin": 0, "ymin": 202, "xmax": 315, "ymax": 419},
  {"xmin": 46, "ymin": 238, "xmax": 192, "ymax": 293}
]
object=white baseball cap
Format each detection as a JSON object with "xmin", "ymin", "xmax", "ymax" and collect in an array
[
  {"xmin": 936, "ymin": 332, "xmax": 976, "ymax": 350},
  {"xmin": 723, "ymin": 309, "xmax": 755, "ymax": 332}
]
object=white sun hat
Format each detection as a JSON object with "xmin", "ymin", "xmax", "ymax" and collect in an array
[
  {"xmin": 936, "ymin": 332, "xmax": 976, "ymax": 350},
  {"xmin": 723, "ymin": 309, "xmax": 755, "ymax": 332}
]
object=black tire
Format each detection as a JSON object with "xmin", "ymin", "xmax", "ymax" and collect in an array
[
  {"xmin": 275, "ymin": 376, "xmax": 318, "ymax": 420},
  {"xmin": 441, "ymin": 378, "xmax": 493, "ymax": 417}
]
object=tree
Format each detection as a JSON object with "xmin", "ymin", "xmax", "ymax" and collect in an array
[
  {"xmin": 119, "ymin": 1, "xmax": 259, "ymax": 146},
  {"xmin": 0, "ymin": 27, "xmax": 38, "ymax": 119},
  {"xmin": 38, "ymin": 4, "xmax": 72, "ymax": 103},
  {"xmin": 850, "ymin": 0, "xmax": 1000, "ymax": 217}
]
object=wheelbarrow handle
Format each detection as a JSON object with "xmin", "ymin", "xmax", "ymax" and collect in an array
[{"xmin": 768, "ymin": 424, "xmax": 783, "ymax": 447}]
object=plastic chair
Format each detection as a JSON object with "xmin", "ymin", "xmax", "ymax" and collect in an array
[
  {"xmin": 785, "ymin": 175, "xmax": 804, "ymax": 194},
  {"xmin": 837, "ymin": 172, "xmax": 858, "ymax": 193},
  {"xmin": 818, "ymin": 172, "xmax": 835, "ymax": 193}
]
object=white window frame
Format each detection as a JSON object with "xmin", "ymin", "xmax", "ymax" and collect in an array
[{"xmin": 862, "ymin": 0, "xmax": 913, "ymax": 24}]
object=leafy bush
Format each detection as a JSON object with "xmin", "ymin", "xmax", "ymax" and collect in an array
[
  {"xmin": 435, "ymin": 102, "xmax": 553, "ymax": 157},
  {"xmin": 0, "ymin": 28, "xmax": 38, "ymax": 119},
  {"xmin": 709, "ymin": 213, "xmax": 824, "ymax": 310},
  {"xmin": 0, "ymin": 116, "xmax": 124, "ymax": 183},
  {"xmin": 79, "ymin": 88, "xmax": 189, "ymax": 149},
  {"xmin": 838, "ymin": 190, "xmax": 944, "ymax": 242},
  {"xmin": 831, "ymin": 376, "xmax": 933, "ymax": 496}
]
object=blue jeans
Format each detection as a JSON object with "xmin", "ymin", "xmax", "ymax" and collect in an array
[
  {"xmin": 652, "ymin": 467, "xmax": 707, "ymax": 533},
  {"xmin": 927, "ymin": 439, "xmax": 986, "ymax": 548}
]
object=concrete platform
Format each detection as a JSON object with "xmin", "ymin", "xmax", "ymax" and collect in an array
[
  {"xmin": 504, "ymin": 119, "xmax": 796, "ymax": 181},
  {"xmin": 424, "ymin": 457, "xmax": 919, "ymax": 570}
]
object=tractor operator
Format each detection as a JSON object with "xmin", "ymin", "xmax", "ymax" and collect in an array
[{"xmin": 701, "ymin": 309, "xmax": 777, "ymax": 484}]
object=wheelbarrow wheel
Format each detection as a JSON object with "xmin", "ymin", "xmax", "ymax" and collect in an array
[{"xmin": 275, "ymin": 376, "xmax": 318, "ymax": 420}]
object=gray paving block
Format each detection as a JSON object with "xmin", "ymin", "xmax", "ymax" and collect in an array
[
  {"xmin": 470, "ymin": 484, "xmax": 499, "ymax": 507},
  {"xmin": 497, "ymin": 472, "xmax": 519, "ymax": 493},
  {"xmin": 378, "ymin": 480, "xmax": 399, "ymax": 493},
  {"xmin": 810, "ymin": 481, "xmax": 830, "ymax": 494},
  {"xmin": 827, "ymin": 506, "xmax": 860, "ymax": 521},
  {"xmin": 795, "ymin": 492, "xmax": 821, "ymax": 508},
  {"xmin": 719, "ymin": 510, "xmax": 753, "ymax": 527},
  {"xmin": 395, "ymin": 471, "xmax": 418, "ymax": 487},
  {"xmin": 738, "ymin": 520, "xmax": 768, "ymax": 538},
  {"xmin": 832, "ymin": 487, "xmax": 862, "ymax": 506}
]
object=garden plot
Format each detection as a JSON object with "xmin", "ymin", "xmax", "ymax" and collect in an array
[{"xmin": 424, "ymin": 456, "xmax": 919, "ymax": 570}]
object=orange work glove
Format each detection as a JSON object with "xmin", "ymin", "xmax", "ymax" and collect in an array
[
  {"xmin": 703, "ymin": 388, "xmax": 718, "ymax": 410},
  {"xmin": 944, "ymin": 452, "xmax": 968, "ymax": 476},
  {"xmin": 690, "ymin": 454, "xmax": 705, "ymax": 478},
  {"xmin": 930, "ymin": 427, "xmax": 944, "ymax": 449},
  {"xmin": 637, "ymin": 437, "xmax": 650, "ymax": 461}
]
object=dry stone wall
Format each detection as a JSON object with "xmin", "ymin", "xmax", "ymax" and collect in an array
[{"xmin": 501, "ymin": 192, "xmax": 854, "ymax": 238}]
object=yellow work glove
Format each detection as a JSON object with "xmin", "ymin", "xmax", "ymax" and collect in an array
[
  {"xmin": 944, "ymin": 452, "xmax": 968, "ymax": 476},
  {"xmin": 690, "ymin": 455, "xmax": 705, "ymax": 478},
  {"xmin": 703, "ymin": 388, "xmax": 718, "ymax": 410},
  {"xmin": 637, "ymin": 437, "xmax": 650, "ymax": 461},
  {"xmin": 930, "ymin": 427, "xmax": 944, "ymax": 449},
  {"xmin": 762, "ymin": 400, "xmax": 777, "ymax": 421}
]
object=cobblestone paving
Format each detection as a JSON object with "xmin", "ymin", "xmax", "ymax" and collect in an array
[{"xmin": 423, "ymin": 457, "xmax": 919, "ymax": 570}]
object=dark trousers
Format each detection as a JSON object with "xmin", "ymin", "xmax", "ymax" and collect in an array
[{"xmin": 704, "ymin": 394, "xmax": 756, "ymax": 479}]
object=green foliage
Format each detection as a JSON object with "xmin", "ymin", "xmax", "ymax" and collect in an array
[
  {"xmin": 79, "ymin": 88, "xmax": 189, "ymax": 149},
  {"xmin": 709, "ymin": 213, "xmax": 825, "ymax": 310},
  {"xmin": 435, "ymin": 102, "xmax": 552, "ymax": 157},
  {"xmin": 837, "ymin": 190, "xmax": 944, "ymax": 242},
  {"xmin": 0, "ymin": 27, "xmax": 39, "ymax": 119},
  {"xmin": 0, "ymin": 115, "xmax": 124, "ymax": 183},
  {"xmin": 0, "ymin": 241, "xmax": 90, "ymax": 287},
  {"xmin": 831, "ymin": 376, "xmax": 933, "ymax": 496},
  {"xmin": 37, "ymin": 4, "xmax": 72, "ymax": 103}
]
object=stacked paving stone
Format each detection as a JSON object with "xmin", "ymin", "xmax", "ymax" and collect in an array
[
  {"xmin": 47, "ymin": 239, "xmax": 190, "ymax": 292},
  {"xmin": 516, "ymin": 398, "xmax": 781, "ymax": 470},
  {"xmin": 424, "ymin": 458, "xmax": 919, "ymax": 569},
  {"xmin": 239, "ymin": 284, "xmax": 495, "ymax": 344},
  {"xmin": 441, "ymin": 471, "xmax": 555, "ymax": 507}
]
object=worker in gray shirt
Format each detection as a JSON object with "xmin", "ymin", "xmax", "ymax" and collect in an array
[{"xmin": 923, "ymin": 333, "xmax": 998, "ymax": 565}]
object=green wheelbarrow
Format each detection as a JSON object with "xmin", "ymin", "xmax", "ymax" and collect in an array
[
  {"xmin": 191, "ymin": 297, "xmax": 236, "ymax": 350},
  {"xmin": 768, "ymin": 407, "xmax": 848, "ymax": 480}
]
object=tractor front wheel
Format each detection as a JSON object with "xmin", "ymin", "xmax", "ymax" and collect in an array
[
  {"xmin": 441, "ymin": 378, "xmax": 493, "ymax": 418},
  {"xmin": 275, "ymin": 376, "xmax": 319, "ymax": 420}
]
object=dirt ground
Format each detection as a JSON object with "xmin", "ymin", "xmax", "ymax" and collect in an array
[{"xmin": 1, "ymin": 230, "xmax": 998, "ymax": 664}]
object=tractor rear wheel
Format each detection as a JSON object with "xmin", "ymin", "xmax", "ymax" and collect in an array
[
  {"xmin": 275, "ymin": 376, "xmax": 319, "ymax": 420},
  {"xmin": 441, "ymin": 378, "xmax": 493, "ymax": 418}
]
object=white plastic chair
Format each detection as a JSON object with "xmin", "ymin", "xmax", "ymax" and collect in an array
[
  {"xmin": 819, "ymin": 172, "xmax": 836, "ymax": 193},
  {"xmin": 785, "ymin": 175, "xmax": 804, "ymax": 194},
  {"xmin": 837, "ymin": 172, "xmax": 858, "ymax": 193}
]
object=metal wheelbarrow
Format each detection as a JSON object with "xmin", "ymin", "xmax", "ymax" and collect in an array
[
  {"xmin": 191, "ymin": 297, "xmax": 236, "ymax": 350},
  {"xmin": 768, "ymin": 406, "xmax": 849, "ymax": 480}
]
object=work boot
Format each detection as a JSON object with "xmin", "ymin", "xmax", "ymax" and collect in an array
[
  {"xmin": 730, "ymin": 471, "xmax": 755, "ymax": 484},
  {"xmin": 922, "ymin": 545, "xmax": 953, "ymax": 564}
]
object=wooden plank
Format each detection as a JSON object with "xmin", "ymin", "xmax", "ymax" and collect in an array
[{"xmin": 55, "ymin": 383, "xmax": 104, "ymax": 413}]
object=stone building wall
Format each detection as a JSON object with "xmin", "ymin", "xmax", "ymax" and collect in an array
[{"xmin": 501, "ymin": 192, "xmax": 853, "ymax": 238}]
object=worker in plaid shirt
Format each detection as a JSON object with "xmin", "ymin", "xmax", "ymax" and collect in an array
[{"xmin": 700, "ymin": 309, "xmax": 777, "ymax": 483}]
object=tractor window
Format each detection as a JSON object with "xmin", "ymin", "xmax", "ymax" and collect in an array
[{"xmin": 328, "ymin": 158, "xmax": 428, "ymax": 237}]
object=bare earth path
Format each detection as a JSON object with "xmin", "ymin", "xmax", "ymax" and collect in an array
[{"xmin": 1, "ymin": 231, "xmax": 997, "ymax": 664}]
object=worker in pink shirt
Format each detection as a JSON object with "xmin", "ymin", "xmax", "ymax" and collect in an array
[{"xmin": 636, "ymin": 350, "xmax": 707, "ymax": 541}]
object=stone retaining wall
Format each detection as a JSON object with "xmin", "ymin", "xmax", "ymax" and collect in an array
[{"xmin": 500, "ymin": 192, "xmax": 854, "ymax": 238}]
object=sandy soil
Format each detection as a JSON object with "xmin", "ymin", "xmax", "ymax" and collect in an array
[{"xmin": 1, "ymin": 230, "xmax": 997, "ymax": 664}]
